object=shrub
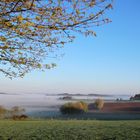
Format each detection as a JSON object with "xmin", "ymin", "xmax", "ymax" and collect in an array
[
  {"xmin": 0, "ymin": 106, "xmax": 27, "ymax": 119},
  {"xmin": 0, "ymin": 106, "xmax": 7, "ymax": 118},
  {"xmin": 94, "ymin": 98, "xmax": 104, "ymax": 110},
  {"xmin": 79, "ymin": 101, "xmax": 88, "ymax": 112},
  {"xmin": 60, "ymin": 101, "xmax": 88, "ymax": 114},
  {"xmin": 12, "ymin": 114, "xmax": 28, "ymax": 120},
  {"xmin": 10, "ymin": 106, "xmax": 25, "ymax": 116}
]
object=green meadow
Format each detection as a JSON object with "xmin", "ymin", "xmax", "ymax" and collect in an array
[{"xmin": 0, "ymin": 120, "xmax": 140, "ymax": 140}]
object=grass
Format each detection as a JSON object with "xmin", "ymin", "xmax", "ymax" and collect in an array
[{"xmin": 0, "ymin": 120, "xmax": 140, "ymax": 140}]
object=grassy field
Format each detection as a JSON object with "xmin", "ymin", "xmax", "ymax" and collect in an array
[{"xmin": 0, "ymin": 120, "xmax": 140, "ymax": 140}]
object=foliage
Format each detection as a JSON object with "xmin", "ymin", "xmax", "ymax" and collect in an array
[
  {"xmin": 10, "ymin": 106, "xmax": 25, "ymax": 116},
  {"xmin": 130, "ymin": 94, "xmax": 140, "ymax": 100},
  {"xmin": 0, "ymin": 0, "xmax": 112, "ymax": 78},
  {"xmin": 60, "ymin": 101, "xmax": 88, "ymax": 114},
  {"xmin": 79, "ymin": 101, "xmax": 88, "ymax": 112},
  {"xmin": 12, "ymin": 114, "xmax": 28, "ymax": 120},
  {"xmin": 0, "ymin": 105, "xmax": 26, "ymax": 119},
  {"xmin": 0, "ymin": 120, "xmax": 140, "ymax": 140},
  {"xmin": 0, "ymin": 106, "xmax": 7, "ymax": 118},
  {"xmin": 95, "ymin": 98, "xmax": 104, "ymax": 110}
]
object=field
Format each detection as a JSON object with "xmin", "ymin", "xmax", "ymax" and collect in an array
[
  {"xmin": 0, "ymin": 120, "xmax": 140, "ymax": 140},
  {"xmin": 28, "ymin": 101, "xmax": 140, "ymax": 120},
  {"xmin": 89, "ymin": 102, "xmax": 140, "ymax": 113}
]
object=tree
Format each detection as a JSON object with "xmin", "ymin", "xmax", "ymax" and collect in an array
[
  {"xmin": 0, "ymin": 0, "xmax": 112, "ymax": 78},
  {"xmin": 0, "ymin": 105, "xmax": 7, "ymax": 118},
  {"xmin": 95, "ymin": 98, "xmax": 104, "ymax": 110},
  {"xmin": 10, "ymin": 106, "xmax": 25, "ymax": 116},
  {"xmin": 60, "ymin": 101, "xmax": 88, "ymax": 114}
]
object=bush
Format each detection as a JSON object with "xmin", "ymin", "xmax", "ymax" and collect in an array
[
  {"xmin": 12, "ymin": 114, "xmax": 28, "ymax": 120},
  {"xmin": 0, "ymin": 106, "xmax": 27, "ymax": 119},
  {"xmin": 94, "ymin": 98, "xmax": 104, "ymax": 110},
  {"xmin": 0, "ymin": 106, "xmax": 7, "ymax": 119},
  {"xmin": 60, "ymin": 101, "xmax": 88, "ymax": 114},
  {"xmin": 79, "ymin": 101, "xmax": 88, "ymax": 112},
  {"xmin": 11, "ymin": 106, "xmax": 25, "ymax": 116}
]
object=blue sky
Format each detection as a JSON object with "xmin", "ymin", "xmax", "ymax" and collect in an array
[{"xmin": 0, "ymin": 0, "xmax": 140, "ymax": 95}]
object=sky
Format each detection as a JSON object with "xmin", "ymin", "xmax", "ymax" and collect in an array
[{"xmin": 0, "ymin": 0, "xmax": 140, "ymax": 95}]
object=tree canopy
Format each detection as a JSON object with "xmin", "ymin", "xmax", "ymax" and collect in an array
[{"xmin": 0, "ymin": 0, "xmax": 112, "ymax": 78}]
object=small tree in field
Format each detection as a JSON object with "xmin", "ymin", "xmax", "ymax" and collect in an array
[
  {"xmin": 60, "ymin": 101, "xmax": 88, "ymax": 114},
  {"xmin": 95, "ymin": 98, "xmax": 104, "ymax": 110},
  {"xmin": 10, "ymin": 106, "xmax": 25, "ymax": 116}
]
